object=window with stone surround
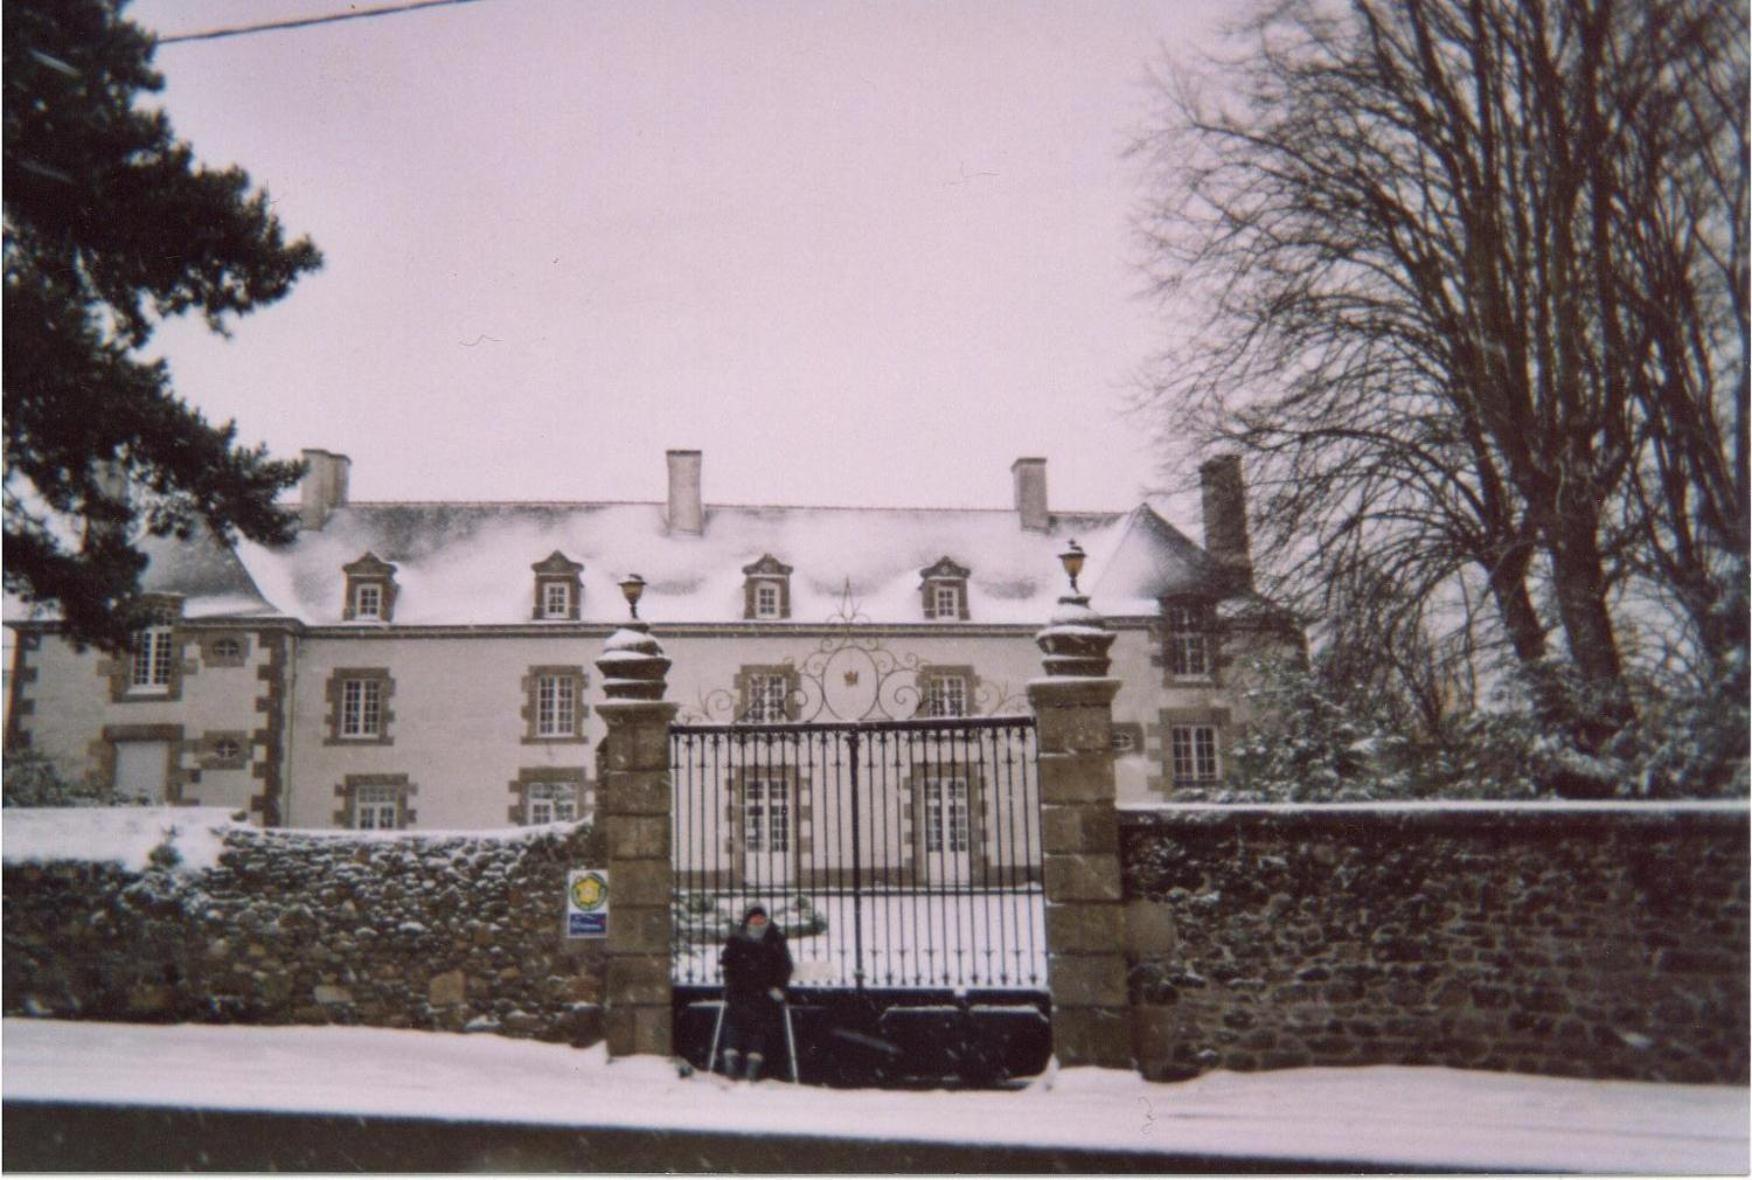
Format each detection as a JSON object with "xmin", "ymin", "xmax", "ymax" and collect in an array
[
  {"xmin": 1170, "ymin": 724, "xmax": 1220, "ymax": 784},
  {"xmin": 342, "ymin": 678, "xmax": 382, "ymax": 737},
  {"xmin": 537, "ymin": 673, "xmax": 576, "ymax": 737},
  {"xmin": 923, "ymin": 775, "xmax": 970, "ymax": 854},
  {"xmin": 903, "ymin": 760, "xmax": 987, "ymax": 884},
  {"xmin": 741, "ymin": 554, "xmax": 793, "ymax": 621},
  {"xmin": 923, "ymin": 672, "xmax": 968, "ymax": 718},
  {"xmin": 200, "ymin": 633, "xmax": 249, "ymax": 667},
  {"xmin": 342, "ymin": 552, "xmax": 398, "ymax": 623},
  {"xmin": 1165, "ymin": 600, "xmax": 1211, "ymax": 680},
  {"xmin": 919, "ymin": 557, "xmax": 971, "ymax": 621},
  {"xmin": 531, "ymin": 551, "xmax": 584, "ymax": 621},
  {"xmin": 355, "ymin": 784, "xmax": 399, "ymax": 828},
  {"xmin": 507, "ymin": 767, "xmax": 590, "ymax": 826},
  {"xmin": 526, "ymin": 781, "xmax": 577, "ymax": 824},
  {"xmin": 726, "ymin": 763, "xmax": 805, "ymax": 887},
  {"xmin": 743, "ymin": 774, "xmax": 791, "ymax": 853},
  {"xmin": 104, "ymin": 599, "xmax": 189, "ymax": 703},
  {"xmin": 130, "ymin": 620, "xmax": 175, "ymax": 693},
  {"xmin": 522, "ymin": 665, "xmax": 587, "ymax": 743},
  {"xmin": 736, "ymin": 665, "xmax": 798, "ymax": 722},
  {"xmin": 543, "ymin": 582, "xmax": 571, "ymax": 618},
  {"xmin": 914, "ymin": 664, "xmax": 979, "ymax": 719},
  {"xmin": 334, "ymin": 774, "xmax": 415, "ymax": 829},
  {"xmin": 324, "ymin": 668, "xmax": 395, "ymax": 745},
  {"xmin": 200, "ymin": 731, "xmax": 249, "ymax": 770}
]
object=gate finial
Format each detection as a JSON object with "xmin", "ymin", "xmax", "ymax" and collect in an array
[
  {"xmin": 1036, "ymin": 541, "xmax": 1114, "ymax": 678},
  {"xmin": 599, "ymin": 573, "xmax": 669, "ymax": 700}
]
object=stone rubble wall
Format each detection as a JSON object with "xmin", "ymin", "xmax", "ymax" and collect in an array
[
  {"xmin": 1121, "ymin": 805, "xmax": 1750, "ymax": 1085},
  {"xmin": 3, "ymin": 822, "xmax": 607, "ymax": 1045}
]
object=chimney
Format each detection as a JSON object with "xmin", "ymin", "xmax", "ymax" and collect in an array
[
  {"xmin": 1199, "ymin": 454, "xmax": 1253, "ymax": 594},
  {"xmin": 1011, "ymin": 457, "xmax": 1048, "ymax": 532},
  {"xmin": 299, "ymin": 449, "xmax": 351, "ymax": 531},
  {"xmin": 666, "ymin": 449, "xmax": 703, "ymax": 536}
]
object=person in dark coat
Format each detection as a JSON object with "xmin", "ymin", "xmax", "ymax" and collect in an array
[{"xmin": 718, "ymin": 904, "xmax": 793, "ymax": 1081}]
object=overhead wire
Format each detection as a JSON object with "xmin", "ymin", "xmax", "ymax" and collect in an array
[{"xmin": 156, "ymin": 0, "xmax": 487, "ymax": 46}]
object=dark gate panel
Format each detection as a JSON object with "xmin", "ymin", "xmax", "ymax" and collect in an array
[{"xmin": 671, "ymin": 716, "xmax": 1043, "ymax": 991}]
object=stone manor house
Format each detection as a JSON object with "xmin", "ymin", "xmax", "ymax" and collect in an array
[{"xmin": 4, "ymin": 451, "xmax": 1299, "ymax": 832}]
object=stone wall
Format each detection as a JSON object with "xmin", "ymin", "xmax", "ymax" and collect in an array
[
  {"xmin": 1123, "ymin": 803, "xmax": 1749, "ymax": 1085},
  {"xmin": 3, "ymin": 820, "xmax": 607, "ymax": 1044}
]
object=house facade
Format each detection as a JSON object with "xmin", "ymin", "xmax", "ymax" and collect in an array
[{"xmin": 4, "ymin": 451, "xmax": 1299, "ymax": 832}]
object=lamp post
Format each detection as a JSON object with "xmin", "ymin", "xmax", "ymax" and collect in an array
[
  {"xmin": 618, "ymin": 573, "xmax": 647, "ymax": 621},
  {"xmin": 1058, "ymin": 540, "xmax": 1086, "ymax": 595}
]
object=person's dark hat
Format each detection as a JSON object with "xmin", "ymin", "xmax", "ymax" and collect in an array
[{"xmin": 742, "ymin": 905, "xmax": 769, "ymax": 922}]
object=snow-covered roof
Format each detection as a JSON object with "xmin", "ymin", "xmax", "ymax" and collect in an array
[
  {"xmin": 8, "ymin": 499, "xmax": 1235, "ymax": 628},
  {"xmin": 113, "ymin": 499, "xmax": 1233, "ymax": 627}
]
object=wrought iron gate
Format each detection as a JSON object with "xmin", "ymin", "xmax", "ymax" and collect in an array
[{"xmin": 670, "ymin": 716, "xmax": 1043, "ymax": 992}]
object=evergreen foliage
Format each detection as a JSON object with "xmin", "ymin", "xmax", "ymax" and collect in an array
[
  {"xmin": 1222, "ymin": 655, "xmax": 1747, "ymax": 802},
  {"xmin": 3, "ymin": 0, "xmax": 321, "ymax": 650},
  {"xmin": 1, "ymin": 747, "xmax": 112, "ymax": 806}
]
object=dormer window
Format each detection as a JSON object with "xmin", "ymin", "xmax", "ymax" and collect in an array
[
  {"xmin": 342, "ymin": 552, "xmax": 398, "ymax": 623},
  {"xmin": 542, "ymin": 582, "xmax": 571, "ymax": 619},
  {"xmin": 755, "ymin": 583, "xmax": 780, "ymax": 619},
  {"xmin": 919, "ymin": 557, "xmax": 971, "ymax": 621},
  {"xmin": 742, "ymin": 554, "xmax": 793, "ymax": 621},
  {"xmin": 531, "ymin": 551, "xmax": 584, "ymax": 622}
]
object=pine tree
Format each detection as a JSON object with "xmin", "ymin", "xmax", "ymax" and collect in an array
[{"xmin": 3, "ymin": 0, "xmax": 321, "ymax": 649}]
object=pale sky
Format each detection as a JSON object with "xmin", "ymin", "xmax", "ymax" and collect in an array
[{"xmin": 126, "ymin": 0, "xmax": 1228, "ymax": 522}]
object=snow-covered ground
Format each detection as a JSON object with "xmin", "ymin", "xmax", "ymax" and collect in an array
[
  {"xmin": 4, "ymin": 1020, "xmax": 1745, "ymax": 1173},
  {"xmin": 676, "ymin": 890, "xmax": 1048, "ymax": 989}
]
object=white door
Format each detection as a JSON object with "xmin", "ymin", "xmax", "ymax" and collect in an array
[
  {"xmin": 741, "ymin": 775, "xmax": 793, "ymax": 888},
  {"xmin": 114, "ymin": 741, "xmax": 169, "ymax": 802},
  {"xmin": 923, "ymin": 776, "xmax": 972, "ymax": 885}
]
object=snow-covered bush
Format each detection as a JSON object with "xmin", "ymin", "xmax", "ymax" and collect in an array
[
  {"xmin": 672, "ymin": 892, "xmax": 828, "ymax": 945},
  {"xmin": 1216, "ymin": 653, "xmax": 1748, "ymax": 803},
  {"xmin": 1222, "ymin": 655, "xmax": 1427, "ymax": 802},
  {"xmin": 2, "ymin": 750, "xmax": 114, "ymax": 808},
  {"xmin": 1617, "ymin": 661, "xmax": 1750, "ymax": 799}
]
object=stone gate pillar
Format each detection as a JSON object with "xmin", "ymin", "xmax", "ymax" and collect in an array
[
  {"xmin": 594, "ymin": 619, "xmax": 678, "ymax": 1059},
  {"xmin": 1028, "ymin": 575, "xmax": 1131, "ymax": 1069}
]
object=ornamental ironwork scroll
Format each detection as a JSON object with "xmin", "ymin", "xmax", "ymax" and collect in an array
[{"xmin": 679, "ymin": 581, "xmax": 1026, "ymax": 724}]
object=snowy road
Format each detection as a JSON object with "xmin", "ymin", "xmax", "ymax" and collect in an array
[{"xmin": 4, "ymin": 1019, "xmax": 1746, "ymax": 1173}]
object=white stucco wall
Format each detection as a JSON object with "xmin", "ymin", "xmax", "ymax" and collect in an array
[
  {"xmin": 14, "ymin": 611, "xmax": 1277, "ymax": 830},
  {"xmin": 12, "ymin": 627, "xmax": 276, "ymax": 817}
]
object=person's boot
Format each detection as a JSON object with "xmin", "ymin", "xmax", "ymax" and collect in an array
[
  {"xmin": 745, "ymin": 1052, "xmax": 764, "ymax": 1082},
  {"xmin": 720, "ymin": 1049, "xmax": 740, "ymax": 1079}
]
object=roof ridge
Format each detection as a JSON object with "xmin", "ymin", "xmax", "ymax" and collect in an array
[{"xmin": 337, "ymin": 500, "xmax": 1128, "ymax": 516}]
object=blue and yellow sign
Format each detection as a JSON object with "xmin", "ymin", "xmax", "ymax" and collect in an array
[{"xmin": 566, "ymin": 869, "xmax": 608, "ymax": 938}]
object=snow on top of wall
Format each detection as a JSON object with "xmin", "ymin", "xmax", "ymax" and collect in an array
[
  {"xmin": 0, "ymin": 809, "xmax": 586, "ymax": 871},
  {"xmin": 218, "ymin": 500, "xmax": 1211, "ymax": 627},
  {"xmin": 1, "ymin": 807, "xmax": 246, "ymax": 873}
]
